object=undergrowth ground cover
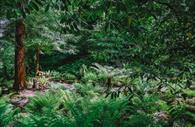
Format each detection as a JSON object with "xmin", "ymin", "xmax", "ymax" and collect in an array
[{"xmin": 0, "ymin": 63, "xmax": 195, "ymax": 126}]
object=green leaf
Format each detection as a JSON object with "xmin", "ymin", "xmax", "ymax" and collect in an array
[
  {"xmin": 45, "ymin": 4, "xmax": 50, "ymax": 12},
  {"xmin": 31, "ymin": 1, "xmax": 39, "ymax": 11},
  {"xmin": 34, "ymin": 0, "xmax": 44, "ymax": 6}
]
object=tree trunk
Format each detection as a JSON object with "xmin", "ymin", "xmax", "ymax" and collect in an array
[
  {"xmin": 14, "ymin": 18, "xmax": 26, "ymax": 91},
  {"xmin": 35, "ymin": 47, "xmax": 40, "ymax": 76}
]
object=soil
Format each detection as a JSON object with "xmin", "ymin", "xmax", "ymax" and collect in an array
[{"xmin": 10, "ymin": 81, "xmax": 74, "ymax": 107}]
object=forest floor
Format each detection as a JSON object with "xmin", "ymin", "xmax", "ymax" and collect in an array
[{"xmin": 9, "ymin": 81, "xmax": 74, "ymax": 107}]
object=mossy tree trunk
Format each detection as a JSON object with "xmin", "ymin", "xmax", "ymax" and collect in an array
[{"xmin": 14, "ymin": 18, "xmax": 26, "ymax": 91}]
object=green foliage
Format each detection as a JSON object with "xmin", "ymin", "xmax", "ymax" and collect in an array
[
  {"xmin": 128, "ymin": 113, "xmax": 153, "ymax": 127},
  {"xmin": 45, "ymin": 70, "xmax": 77, "ymax": 83},
  {"xmin": 26, "ymin": 90, "xmax": 62, "ymax": 113},
  {"xmin": 0, "ymin": 0, "xmax": 49, "ymax": 19},
  {"xmin": 14, "ymin": 89, "xmax": 163, "ymax": 127},
  {"xmin": 183, "ymin": 89, "xmax": 195, "ymax": 97},
  {"xmin": 57, "ymin": 59, "xmax": 91, "ymax": 76},
  {"xmin": 0, "ymin": 96, "xmax": 20, "ymax": 126},
  {"xmin": 0, "ymin": 84, "xmax": 173, "ymax": 127},
  {"xmin": 36, "ymin": 76, "xmax": 49, "ymax": 87},
  {"xmin": 0, "ymin": 40, "xmax": 15, "ymax": 80},
  {"xmin": 0, "ymin": 0, "xmax": 195, "ymax": 126}
]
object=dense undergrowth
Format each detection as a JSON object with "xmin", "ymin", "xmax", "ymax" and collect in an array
[{"xmin": 0, "ymin": 62, "xmax": 195, "ymax": 127}]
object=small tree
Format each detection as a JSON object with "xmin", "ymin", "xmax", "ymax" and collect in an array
[{"xmin": 0, "ymin": 0, "xmax": 48, "ymax": 91}]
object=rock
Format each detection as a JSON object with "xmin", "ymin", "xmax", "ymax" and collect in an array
[
  {"xmin": 153, "ymin": 111, "xmax": 170, "ymax": 121},
  {"xmin": 189, "ymin": 85, "xmax": 195, "ymax": 90},
  {"xmin": 10, "ymin": 96, "xmax": 29, "ymax": 107},
  {"xmin": 185, "ymin": 98, "xmax": 195, "ymax": 105}
]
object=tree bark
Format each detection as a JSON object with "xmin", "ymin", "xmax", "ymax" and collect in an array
[
  {"xmin": 14, "ymin": 18, "xmax": 26, "ymax": 91},
  {"xmin": 35, "ymin": 47, "xmax": 40, "ymax": 76}
]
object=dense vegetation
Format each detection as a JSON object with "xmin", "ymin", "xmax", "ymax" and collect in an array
[{"xmin": 0, "ymin": 0, "xmax": 195, "ymax": 126}]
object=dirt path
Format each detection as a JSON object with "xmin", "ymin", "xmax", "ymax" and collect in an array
[{"xmin": 10, "ymin": 82, "xmax": 74, "ymax": 107}]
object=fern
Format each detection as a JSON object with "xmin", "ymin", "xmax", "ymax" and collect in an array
[
  {"xmin": 0, "ymin": 97, "xmax": 20, "ymax": 126},
  {"xmin": 26, "ymin": 90, "xmax": 64, "ymax": 113}
]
